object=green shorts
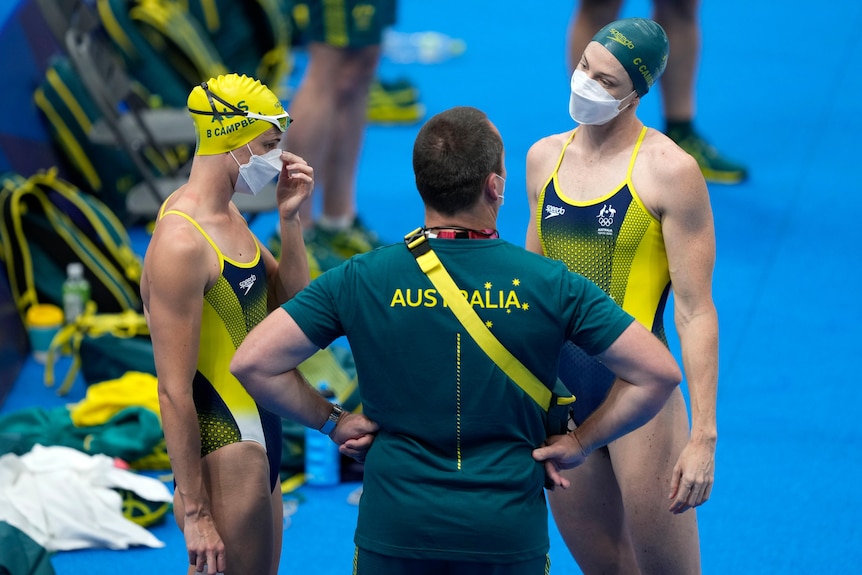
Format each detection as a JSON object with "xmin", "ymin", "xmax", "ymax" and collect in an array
[
  {"xmin": 353, "ymin": 547, "xmax": 551, "ymax": 575},
  {"xmin": 292, "ymin": 0, "xmax": 398, "ymax": 48}
]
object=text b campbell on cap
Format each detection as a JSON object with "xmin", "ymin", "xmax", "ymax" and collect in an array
[
  {"xmin": 187, "ymin": 73, "xmax": 291, "ymax": 155},
  {"xmin": 591, "ymin": 17, "xmax": 669, "ymax": 96}
]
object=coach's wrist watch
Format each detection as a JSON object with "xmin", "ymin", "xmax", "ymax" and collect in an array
[{"xmin": 319, "ymin": 404, "xmax": 345, "ymax": 435}]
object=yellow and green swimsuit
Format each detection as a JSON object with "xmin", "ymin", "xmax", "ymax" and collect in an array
[
  {"xmin": 160, "ymin": 208, "xmax": 282, "ymax": 489},
  {"xmin": 537, "ymin": 127, "xmax": 671, "ymax": 422}
]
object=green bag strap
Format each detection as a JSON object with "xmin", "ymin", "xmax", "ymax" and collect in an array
[
  {"xmin": 0, "ymin": 177, "xmax": 45, "ymax": 315},
  {"xmin": 45, "ymin": 315, "xmax": 86, "ymax": 396},
  {"xmin": 34, "ymin": 67, "xmax": 103, "ymax": 191},
  {"xmin": 254, "ymin": 0, "xmax": 292, "ymax": 85},
  {"xmin": 190, "ymin": 0, "xmax": 221, "ymax": 32},
  {"xmin": 31, "ymin": 169, "xmax": 142, "ymax": 310},
  {"xmin": 403, "ymin": 228, "xmax": 575, "ymax": 411},
  {"xmin": 45, "ymin": 301, "xmax": 151, "ymax": 395},
  {"xmin": 0, "ymin": 173, "xmax": 29, "ymax": 272},
  {"xmin": 97, "ymin": 0, "xmax": 137, "ymax": 56}
]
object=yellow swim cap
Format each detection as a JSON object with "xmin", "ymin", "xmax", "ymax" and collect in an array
[{"xmin": 187, "ymin": 74, "xmax": 290, "ymax": 156}]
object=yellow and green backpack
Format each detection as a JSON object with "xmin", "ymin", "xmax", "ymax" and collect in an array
[{"xmin": 0, "ymin": 169, "xmax": 154, "ymax": 391}]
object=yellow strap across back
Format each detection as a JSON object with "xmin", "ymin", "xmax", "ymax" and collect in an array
[{"xmin": 404, "ymin": 228, "xmax": 553, "ymax": 410}]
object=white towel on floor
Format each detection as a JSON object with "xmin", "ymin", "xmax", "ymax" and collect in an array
[{"xmin": 0, "ymin": 444, "xmax": 172, "ymax": 551}]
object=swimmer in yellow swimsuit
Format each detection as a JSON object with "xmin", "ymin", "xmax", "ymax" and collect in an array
[
  {"xmin": 142, "ymin": 73, "xmax": 315, "ymax": 575},
  {"xmin": 525, "ymin": 18, "xmax": 718, "ymax": 575}
]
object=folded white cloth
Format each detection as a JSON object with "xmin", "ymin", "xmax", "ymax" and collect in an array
[{"xmin": 0, "ymin": 444, "xmax": 172, "ymax": 551}]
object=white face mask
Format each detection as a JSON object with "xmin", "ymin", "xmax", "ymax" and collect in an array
[
  {"xmin": 231, "ymin": 145, "xmax": 283, "ymax": 196},
  {"xmin": 568, "ymin": 70, "xmax": 634, "ymax": 126},
  {"xmin": 494, "ymin": 173, "xmax": 506, "ymax": 207}
]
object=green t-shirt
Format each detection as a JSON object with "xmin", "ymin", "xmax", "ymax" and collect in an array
[{"xmin": 283, "ymin": 238, "xmax": 633, "ymax": 562}]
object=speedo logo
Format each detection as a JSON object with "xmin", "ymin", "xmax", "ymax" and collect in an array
[
  {"xmin": 606, "ymin": 28, "xmax": 635, "ymax": 49},
  {"xmin": 239, "ymin": 274, "xmax": 257, "ymax": 295},
  {"xmin": 545, "ymin": 205, "xmax": 566, "ymax": 219}
]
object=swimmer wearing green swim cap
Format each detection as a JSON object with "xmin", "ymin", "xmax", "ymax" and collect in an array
[
  {"xmin": 526, "ymin": 16, "xmax": 716, "ymax": 575},
  {"xmin": 568, "ymin": 17, "xmax": 669, "ymax": 126}
]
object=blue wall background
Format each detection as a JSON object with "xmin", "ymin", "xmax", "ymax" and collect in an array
[{"xmin": 0, "ymin": 0, "xmax": 68, "ymax": 177}]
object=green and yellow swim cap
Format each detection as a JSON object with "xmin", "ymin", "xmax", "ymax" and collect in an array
[
  {"xmin": 591, "ymin": 18, "xmax": 669, "ymax": 96},
  {"xmin": 187, "ymin": 73, "xmax": 290, "ymax": 156}
]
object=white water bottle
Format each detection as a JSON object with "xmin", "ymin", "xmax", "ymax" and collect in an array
[
  {"xmin": 304, "ymin": 383, "xmax": 340, "ymax": 486},
  {"xmin": 382, "ymin": 29, "xmax": 467, "ymax": 64},
  {"xmin": 62, "ymin": 262, "xmax": 91, "ymax": 323}
]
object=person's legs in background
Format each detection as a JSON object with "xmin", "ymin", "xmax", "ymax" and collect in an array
[
  {"xmin": 653, "ymin": 0, "xmax": 747, "ymax": 184},
  {"xmin": 280, "ymin": 0, "xmax": 395, "ymax": 274},
  {"xmin": 567, "ymin": 0, "xmax": 624, "ymax": 67},
  {"xmin": 285, "ymin": 42, "xmax": 382, "ymax": 268},
  {"xmin": 567, "ymin": 0, "xmax": 748, "ymax": 184}
]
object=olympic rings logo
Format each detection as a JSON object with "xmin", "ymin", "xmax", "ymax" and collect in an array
[{"xmin": 596, "ymin": 204, "xmax": 616, "ymax": 228}]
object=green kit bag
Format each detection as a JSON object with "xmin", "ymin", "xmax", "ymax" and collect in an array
[
  {"xmin": 0, "ymin": 169, "xmax": 143, "ymax": 318},
  {"xmin": 96, "ymin": 0, "xmax": 228, "ymax": 107},
  {"xmin": 182, "ymin": 0, "xmax": 294, "ymax": 91}
]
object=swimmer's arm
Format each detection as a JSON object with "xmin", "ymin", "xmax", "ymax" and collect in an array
[
  {"xmin": 656, "ymin": 145, "xmax": 718, "ymax": 511},
  {"xmin": 660, "ymin": 152, "xmax": 718, "ymax": 446},
  {"xmin": 231, "ymin": 308, "xmax": 336, "ymax": 429},
  {"xmin": 231, "ymin": 308, "xmax": 380, "ymax": 459},
  {"xmin": 143, "ymin": 222, "xmax": 212, "ymax": 519},
  {"xmin": 265, "ymin": 151, "xmax": 314, "ymax": 308}
]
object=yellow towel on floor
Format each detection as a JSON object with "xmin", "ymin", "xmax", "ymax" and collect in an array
[{"xmin": 69, "ymin": 371, "xmax": 161, "ymax": 427}]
